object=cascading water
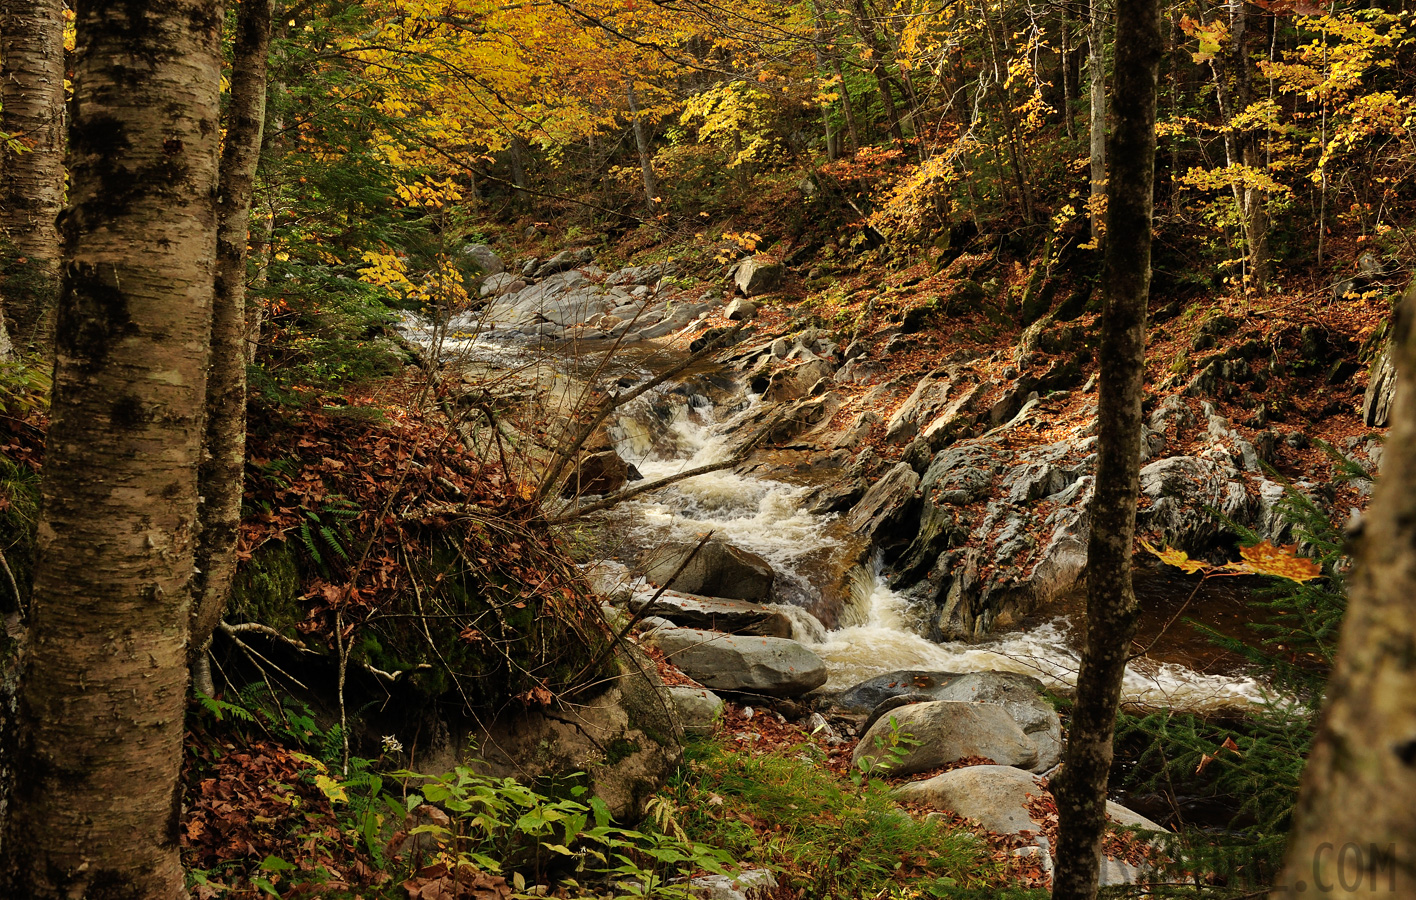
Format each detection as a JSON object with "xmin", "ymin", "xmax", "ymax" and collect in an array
[{"xmin": 610, "ymin": 386, "xmax": 1271, "ymax": 712}]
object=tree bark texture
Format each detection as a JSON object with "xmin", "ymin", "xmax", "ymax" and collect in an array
[
  {"xmin": 191, "ymin": 0, "xmax": 274, "ymax": 689},
  {"xmin": 1050, "ymin": 0, "xmax": 1162, "ymax": 894},
  {"xmin": 0, "ymin": 0, "xmax": 66, "ymax": 354},
  {"xmin": 0, "ymin": 0, "xmax": 223, "ymax": 896},
  {"xmin": 1087, "ymin": 0, "xmax": 1107, "ymax": 243},
  {"xmin": 626, "ymin": 83, "xmax": 658, "ymax": 215},
  {"xmin": 1273, "ymin": 281, "xmax": 1416, "ymax": 897}
]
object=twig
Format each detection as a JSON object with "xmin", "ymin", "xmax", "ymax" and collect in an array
[
  {"xmin": 532, "ymin": 322, "xmax": 749, "ymax": 505},
  {"xmin": 569, "ymin": 530, "xmax": 715, "ymax": 686},
  {"xmin": 0, "ymin": 547, "xmax": 22, "ymax": 620}
]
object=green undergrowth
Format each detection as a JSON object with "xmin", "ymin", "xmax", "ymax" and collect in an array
[{"xmin": 661, "ymin": 739, "xmax": 1046, "ymax": 900}]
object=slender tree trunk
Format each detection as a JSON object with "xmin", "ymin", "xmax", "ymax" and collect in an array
[
  {"xmin": 1087, "ymin": 0, "xmax": 1108, "ymax": 244},
  {"xmin": 626, "ymin": 83, "xmax": 658, "ymax": 214},
  {"xmin": 0, "ymin": 0, "xmax": 66, "ymax": 354},
  {"xmin": 0, "ymin": 0, "xmax": 223, "ymax": 896},
  {"xmin": 1062, "ymin": 1, "xmax": 1076, "ymax": 140},
  {"xmin": 191, "ymin": 0, "xmax": 273, "ymax": 695},
  {"xmin": 833, "ymin": 58, "xmax": 862, "ymax": 154},
  {"xmin": 848, "ymin": 0, "xmax": 906, "ymax": 146},
  {"xmin": 1050, "ymin": 0, "xmax": 1162, "ymax": 895},
  {"xmin": 1273, "ymin": 280, "xmax": 1416, "ymax": 898}
]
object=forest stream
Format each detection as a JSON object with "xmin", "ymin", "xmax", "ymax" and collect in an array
[{"xmin": 414, "ymin": 319, "xmax": 1273, "ymax": 714}]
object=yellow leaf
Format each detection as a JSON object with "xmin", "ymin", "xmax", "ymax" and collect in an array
[
  {"xmin": 1236, "ymin": 541, "xmax": 1323, "ymax": 583},
  {"xmin": 1140, "ymin": 539, "xmax": 1206, "ymax": 575}
]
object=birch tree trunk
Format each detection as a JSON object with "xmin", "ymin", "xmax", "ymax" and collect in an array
[
  {"xmin": 0, "ymin": 0, "xmax": 66, "ymax": 354},
  {"xmin": 0, "ymin": 0, "xmax": 223, "ymax": 895},
  {"xmin": 191, "ymin": 0, "xmax": 274, "ymax": 693},
  {"xmin": 1087, "ymin": 0, "xmax": 1108, "ymax": 244},
  {"xmin": 1050, "ymin": 0, "xmax": 1162, "ymax": 893},
  {"xmin": 627, "ymin": 83, "xmax": 658, "ymax": 214},
  {"xmin": 1273, "ymin": 281, "xmax": 1416, "ymax": 898}
]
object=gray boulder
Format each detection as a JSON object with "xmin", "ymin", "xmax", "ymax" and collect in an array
[
  {"xmin": 645, "ymin": 628, "xmax": 828, "ymax": 697},
  {"xmin": 535, "ymin": 247, "xmax": 594, "ymax": 278},
  {"xmin": 463, "ymin": 243, "xmax": 504, "ymax": 275},
  {"xmin": 478, "ymin": 272, "xmax": 524, "ymax": 298},
  {"xmin": 852, "ymin": 700, "xmax": 1038, "ymax": 775},
  {"xmin": 607, "ymin": 262, "xmax": 674, "ymax": 286},
  {"xmin": 836, "ymin": 671, "xmax": 1062, "ymax": 771},
  {"xmin": 667, "ymin": 686, "xmax": 723, "ymax": 736},
  {"xmin": 734, "ymin": 258, "xmax": 783, "ymax": 297},
  {"xmin": 689, "ymin": 870, "xmax": 777, "ymax": 900},
  {"xmin": 845, "ymin": 462, "xmax": 920, "ymax": 546},
  {"xmin": 896, "ymin": 765, "xmax": 1166, "ymax": 886},
  {"xmin": 639, "ymin": 539, "xmax": 776, "ymax": 602},
  {"xmin": 724, "ymin": 298, "xmax": 758, "ymax": 321}
]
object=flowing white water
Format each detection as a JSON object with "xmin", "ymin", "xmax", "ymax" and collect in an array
[{"xmin": 613, "ymin": 390, "xmax": 1273, "ymax": 712}]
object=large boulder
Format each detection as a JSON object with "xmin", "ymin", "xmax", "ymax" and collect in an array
[
  {"xmin": 463, "ymin": 243, "xmax": 504, "ymax": 275},
  {"xmin": 629, "ymin": 591, "xmax": 795, "ymax": 638},
  {"xmin": 734, "ymin": 258, "xmax": 783, "ymax": 297},
  {"xmin": 644, "ymin": 628, "xmax": 828, "ymax": 697},
  {"xmin": 467, "ymin": 646, "xmax": 683, "ymax": 822},
  {"xmin": 639, "ymin": 539, "xmax": 775, "ymax": 602},
  {"xmin": 667, "ymin": 686, "xmax": 724, "ymax": 736},
  {"xmin": 535, "ymin": 247, "xmax": 594, "ymax": 278},
  {"xmin": 845, "ymin": 462, "xmax": 921, "ymax": 548},
  {"xmin": 835, "ymin": 670, "xmax": 1062, "ymax": 771},
  {"xmin": 852, "ymin": 700, "xmax": 1038, "ymax": 775},
  {"xmin": 479, "ymin": 272, "xmax": 524, "ymax": 298},
  {"xmin": 561, "ymin": 449, "xmax": 633, "ymax": 497},
  {"xmin": 1365, "ymin": 336, "xmax": 1398, "ymax": 427},
  {"xmin": 896, "ymin": 765, "xmax": 1166, "ymax": 887}
]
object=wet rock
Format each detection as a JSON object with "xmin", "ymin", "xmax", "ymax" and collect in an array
[
  {"xmin": 645, "ymin": 628, "xmax": 828, "ymax": 697},
  {"xmin": 851, "ymin": 701, "xmax": 1038, "ymax": 775},
  {"xmin": 734, "ymin": 258, "xmax": 784, "ymax": 297},
  {"xmin": 846, "ymin": 462, "xmax": 921, "ymax": 547},
  {"xmin": 463, "ymin": 243, "xmax": 504, "ymax": 275},
  {"xmin": 561, "ymin": 449, "xmax": 632, "ymax": 497},
  {"xmin": 639, "ymin": 539, "xmax": 776, "ymax": 602},
  {"xmin": 629, "ymin": 591, "xmax": 795, "ymax": 638},
  {"xmin": 1138, "ymin": 455, "xmax": 1253, "ymax": 551},
  {"xmin": 667, "ymin": 686, "xmax": 723, "ymax": 736}
]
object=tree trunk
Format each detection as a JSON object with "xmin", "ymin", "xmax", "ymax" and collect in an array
[
  {"xmin": 833, "ymin": 58, "xmax": 862, "ymax": 154},
  {"xmin": 626, "ymin": 83, "xmax": 658, "ymax": 215},
  {"xmin": 848, "ymin": 0, "xmax": 906, "ymax": 146},
  {"xmin": 0, "ymin": 0, "xmax": 66, "ymax": 354},
  {"xmin": 1050, "ymin": 0, "xmax": 1162, "ymax": 894},
  {"xmin": 1273, "ymin": 280, "xmax": 1416, "ymax": 897},
  {"xmin": 191, "ymin": 0, "xmax": 274, "ymax": 694},
  {"xmin": 0, "ymin": 0, "xmax": 223, "ymax": 896},
  {"xmin": 1087, "ymin": 0, "xmax": 1108, "ymax": 243}
]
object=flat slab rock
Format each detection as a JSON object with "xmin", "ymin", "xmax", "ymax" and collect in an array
[
  {"xmin": 896, "ymin": 765, "xmax": 1166, "ymax": 887},
  {"xmin": 629, "ymin": 591, "xmax": 795, "ymax": 638},
  {"xmin": 645, "ymin": 627, "xmax": 827, "ymax": 698}
]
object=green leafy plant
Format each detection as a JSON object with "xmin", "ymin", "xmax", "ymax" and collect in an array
[{"xmin": 853, "ymin": 715, "xmax": 922, "ymax": 786}]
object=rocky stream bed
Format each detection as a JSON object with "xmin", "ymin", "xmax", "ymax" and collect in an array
[{"xmin": 396, "ymin": 243, "xmax": 1388, "ymax": 894}]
